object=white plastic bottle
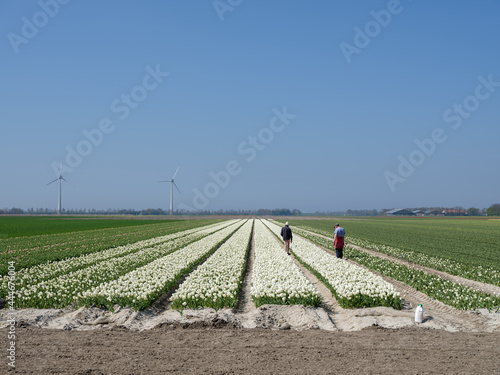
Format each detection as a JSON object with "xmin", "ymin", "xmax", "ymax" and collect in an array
[{"xmin": 415, "ymin": 304, "xmax": 423, "ymax": 323}]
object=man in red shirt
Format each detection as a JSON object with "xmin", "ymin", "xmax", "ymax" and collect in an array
[{"xmin": 333, "ymin": 223, "xmax": 345, "ymax": 259}]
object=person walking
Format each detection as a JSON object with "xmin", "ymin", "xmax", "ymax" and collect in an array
[
  {"xmin": 333, "ymin": 223, "xmax": 345, "ymax": 259},
  {"xmin": 280, "ymin": 221, "xmax": 293, "ymax": 255}
]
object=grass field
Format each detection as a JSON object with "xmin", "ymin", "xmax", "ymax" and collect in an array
[
  {"xmin": 285, "ymin": 217, "xmax": 500, "ymax": 270},
  {"xmin": 0, "ymin": 216, "xmax": 182, "ymax": 239}
]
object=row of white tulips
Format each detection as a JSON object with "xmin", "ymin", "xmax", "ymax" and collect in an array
[
  {"xmin": 170, "ymin": 219, "xmax": 253, "ymax": 310},
  {"xmin": 1, "ymin": 220, "xmax": 229, "ymax": 296},
  {"xmin": 15, "ymin": 220, "xmax": 241, "ymax": 309},
  {"xmin": 263, "ymin": 220, "xmax": 401, "ymax": 309},
  {"xmin": 251, "ymin": 220, "xmax": 321, "ymax": 307},
  {"xmin": 80, "ymin": 220, "xmax": 245, "ymax": 310}
]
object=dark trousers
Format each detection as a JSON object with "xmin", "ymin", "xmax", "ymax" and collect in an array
[{"xmin": 335, "ymin": 248, "xmax": 343, "ymax": 259}]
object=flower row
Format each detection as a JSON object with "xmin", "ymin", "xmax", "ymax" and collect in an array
[
  {"xmin": 170, "ymin": 219, "xmax": 254, "ymax": 310},
  {"xmin": 251, "ymin": 220, "xmax": 321, "ymax": 307},
  {"xmin": 346, "ymin": 237, "xmax": 500, "ymax": 288},
  {"xmin": 346, "ymin": 247, "xmax": 500, "ymax": 311},
  {"xmin": 15, "ymin": 220, "xmax": 242, "ymax": 309},
  {"xmin": 289, "ymin": 226, "xmax": 500, "ymax": 311},
  {"xmin": 0, "ymin": 222, "xmax": 223, "ymax": 298},
  {"xmin": 80, "ymin": 220, "xmax": 245, "ymax": 310},
  {"xmin": 0, "ymin": 219, "xmax": 223, "ymax": 274},
  {"xmin": 289, "ymin": 222, "xmax": 500, "ymax": 288},
  {"xmin": 263, "ymin": 220, "xmax": 401, "ymax": 309}
]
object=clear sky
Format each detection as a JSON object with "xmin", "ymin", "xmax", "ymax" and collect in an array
[{"xmin": 1, "ymin": 0, "xmax": 499, "ymax": 212}]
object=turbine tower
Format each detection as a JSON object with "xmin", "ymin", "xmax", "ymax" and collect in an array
[
  {"xmin": 159, "ymin": 167, "xmax": 181, "ymax": 215},
  {"xmin": 47, "ymin": 165, "xmax": 69, "ymax": 215}
]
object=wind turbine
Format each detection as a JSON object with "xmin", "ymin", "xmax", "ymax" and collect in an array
[
  {"xmin": 47, "ymin": 164, "xmax": 69, "ymax": 215},
  {"xmin": 159, "ymin": 167, "xmax": 181, "ymax": 215}
]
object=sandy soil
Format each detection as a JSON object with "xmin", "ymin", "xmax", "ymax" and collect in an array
[
  {"xmin": 3, "ymin": 324, "xmax": 500, "ymax": 374},
  {"xmin": 2, "ymin": 294, "xmax": 500, "ymax": 374}
]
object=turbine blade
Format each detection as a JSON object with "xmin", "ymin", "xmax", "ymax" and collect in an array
[
  {"xmin": 173, "ymin": 181, "xmax": 181, "ymax": 194},
  {"xmin": 172, "ymin": 167, "xmax": 180, "ymax": 180},
  {"xmin": 61, "ymin": 177, "xmax": 73, "ymax": 186},
  {"xmin": 47, "ymin": 179, "xmax": 58, "ymax": 185}
]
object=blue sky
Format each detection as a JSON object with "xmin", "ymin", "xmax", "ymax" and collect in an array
[{"xmin": 1, "ymin": 0, "xmax": 499, "ymax": 212}]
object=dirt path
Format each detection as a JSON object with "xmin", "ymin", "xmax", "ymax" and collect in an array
[
  {"xmin": 6, "ymin": 326, "xmax": 500, "ymax": 374},
  {"xmin": 234, "ymin": 222, "xmax": 256, "ymax": 315}
]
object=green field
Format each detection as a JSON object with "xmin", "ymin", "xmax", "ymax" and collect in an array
[
  {"xmin": 0, "ymin": 217, "xmax": 222, "ymax": 274},
  {"xmin": 285, "ymin": 217, "xmax": 500, "ymax": 270},
  {"xmin": 0, "ymin": 216, "xmax": 177, "ymax": 239}
]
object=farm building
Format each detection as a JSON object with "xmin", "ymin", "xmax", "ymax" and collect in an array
[
  {"xmin": 384, "ymin": 209, "xmax": 416, "ymax": 216},
  {"xmin": 425, "ymin": 210, "xmax": 442, "ymax": 216}
]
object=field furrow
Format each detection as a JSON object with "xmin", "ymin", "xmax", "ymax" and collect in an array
[{"xmin": 251, "ymin": 220, "xmax": 321, "ymax": 307}]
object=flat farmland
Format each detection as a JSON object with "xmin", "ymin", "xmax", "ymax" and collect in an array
[
  {"xmin": 0, "ymin": 216, "xmax": 180, "ymax": 239},
  {"xmin": 287, "ymin": 217, "xmax": 500, "ymax": 269},
  {"xmin": 2, "ymin": 216, "xmax": 499, "ymax": 310},
  {"xmin": 1, "ymin": 216, "xmax": 500, "ymax": 374},
  {"xmin": 0, "ymin": 216, "xmax": 222, "ymax": 274}
]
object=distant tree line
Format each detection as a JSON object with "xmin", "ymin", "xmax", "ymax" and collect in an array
[
  {"xmin": 0, "ymin": 207, "xmax": 302, "ymax": 216},
  {"xmin": 486, "ymin": 204, "xmax": 500, "ymax": 216},
  {"xmin": 2, "ymin": 205, "xmax": 499, "ymax": 216}
]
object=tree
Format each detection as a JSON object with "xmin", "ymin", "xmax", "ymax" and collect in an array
[
  {"xmin": 486, "ymin": 204, "xmax": 500, "ymax": 216},
  {"xmin": 467, "ymin": 207, "xmax": 480, "ymax": 216}
]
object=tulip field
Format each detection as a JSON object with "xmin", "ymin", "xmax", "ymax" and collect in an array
[
  {"xmin": 170, "ymin": 219, "xmax": 253, "ymax": 310},
  {"xmin": 1, "ymin": 216, "xmax": 499, "ymax": 313},
  {"xmin": 262, "ymin": 220, "xmax": 401, "ymax": 309},
  {"xmin": 276, "ymin": 220, "xmax": 500, "ymax": 311},
  {"xmin": 0, "ymin": 218, "xmax": 221, "ymax": 274},
  {"xmin": 250, "ymin": 219, "xmax": 321, "ymax": 307}
]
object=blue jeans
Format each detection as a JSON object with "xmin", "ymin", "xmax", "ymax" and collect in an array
[{"xmin": 335, "ymin": 248, "xmax": 343, "ymax": 259}]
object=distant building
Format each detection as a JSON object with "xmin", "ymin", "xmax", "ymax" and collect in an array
[
  {"xmin": 425, "ymin": 210, "xmax": 442, "ymax": 216},
  {"xmin": 413, "ymin": 210, "xmax": 426, "ymax": 216},
  {"xmin": 384, "ymin": 209, "xmax": 416, "ymax": 216}
]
